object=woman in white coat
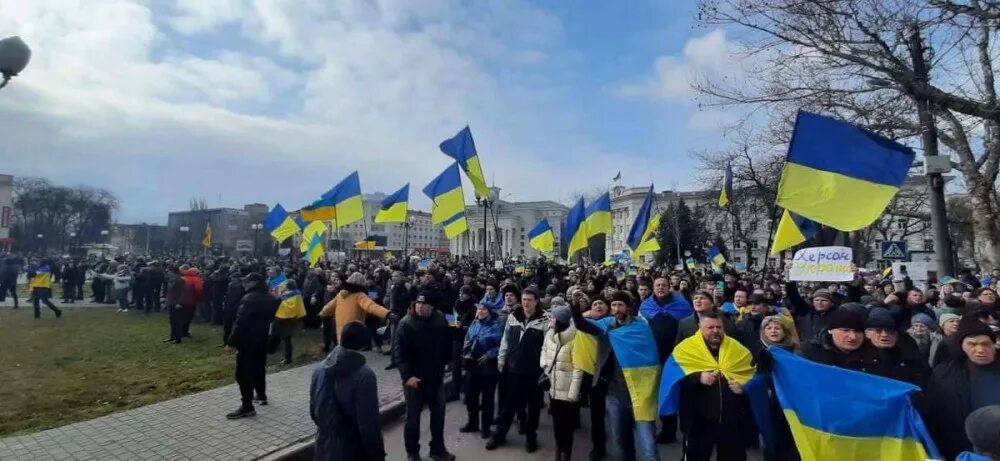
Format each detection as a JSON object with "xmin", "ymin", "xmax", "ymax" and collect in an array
[{"xmin": 540, "ymin": 303, "xmax": 584, "ymax": 461}]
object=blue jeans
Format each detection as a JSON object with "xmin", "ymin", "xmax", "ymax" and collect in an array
[{"xmin": 605, "ymin": 390, "xmax": 659, "ymax": 461}]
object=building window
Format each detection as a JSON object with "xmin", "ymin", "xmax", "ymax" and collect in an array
[
  {"xmin": 923, "ymin": 239, "xmax": 933, "ymax": 251},
  {"xmin": 734, "ymin": 241, "xmax": 742, "ymax": 249},
  {"xmin": 715, "ymin": 222, "xmax": 724, "ymax": 233},
  {"xmin": 750, "ymin": 240, "xmax": 759, "ymax": 249}
]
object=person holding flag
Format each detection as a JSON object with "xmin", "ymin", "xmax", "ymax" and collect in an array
[{"xmin": 27, "ymin": 258, "xmax": 62, "ymax": 319}]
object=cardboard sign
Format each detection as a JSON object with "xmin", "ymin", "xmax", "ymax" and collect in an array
[{"xmin": 789, "ymin": 246, "xmax": 853, "ymax": 282}]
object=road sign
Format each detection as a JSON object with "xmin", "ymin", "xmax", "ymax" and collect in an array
[
  {"xmin": 235, "ymin": 240, "xmax": 254, "ymax": 252},
  {"xmin": 880, "ymin": 241, "xmax": 907, "ymax": 260}
]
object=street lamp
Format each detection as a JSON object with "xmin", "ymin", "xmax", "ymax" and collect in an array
[
  {"xmin": 403, "ymin": 215, "xmax": 415, "ymax": 258},
  {"xmin": 250, "ymin": 223, "xmax": 263, "ymax": 257},
  {"xmin": 179, "ymin": 226, "xmax": 190, "ymax": 256},
  {"xmin": 0, "ymin": 36, "xmax": 31, "ymax": 91},
  {"xmin": 475, "ymin": 196, "xmax": 494, "ymax": 261}
]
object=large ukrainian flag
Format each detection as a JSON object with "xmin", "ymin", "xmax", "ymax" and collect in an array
[
  {"xmin": 263, "ymin": 203, "xmax": 301, "ymax": 243},
  {"xmin": 627, "ymin": 185, "xmax": 660, "ymax": 260},
  {"xmin": 585, "ymin": 316, "xmax": 661, "ymax": 421},
  {"xmin": 439, "ymin": 126, "xmax": 490, "ymax": 199},
  {"xmin": 299, "ymin": 198, "xmax": 336, "ymax": 222},
  {"xmin": 778, "ymin": 111, "xmax": 915, "ymax": 231},
  {"xmin": 708, "ymin": 246, "xmax": 726, "ymax": 269},
  {"xmin": 299, "ymin": 221, "xmax": 327, "ymax": 252},
  {"xmin": 562, "ymin": 198, "xmax": 589, "ymax": 259},
  {"xmin": 771, "ymin": 209, "xmax": 819, "ymax": 255},
  {"xmin": 584, "ymin": 192, "xmax": 612, "ymax": 238},
  {"xmin": 374, "ymin": 184, "xmax": 409, "ymax": 223},
  {"xmin": 768, "ymin": 346, "xmax": 939, "ymax": 460},
  {"xmin": 527, "ymin": 218, "xmax": 554, "ymax": 253},
  {"xmin": 322, "ymin": 171, "xmax": 365, "ymax": 228},
  {"xmin": 659, "ymin": 333, "xmax": 755, "ymax": 416},
  {"xmin": 424, "ymin": 163, "xmax": 469, "ymax": 239},
  {"xmin": 302, "ymin": 234, "xmax": 324, "ymax": 267},
  {"xmin": 719, "ymin": 162, "xmax": 733, "ymax": 207}
]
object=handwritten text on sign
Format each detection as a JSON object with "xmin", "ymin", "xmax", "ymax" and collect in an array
[{"xmin": 789, "ymin": 246, "xmax": 853, "ymax": 282}]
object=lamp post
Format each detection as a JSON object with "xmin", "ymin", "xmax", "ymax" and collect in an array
[
  {"xmin": 68, "ymin": 232, "xmax": 76, "ymax": 254},
  {"xmin": 36, "ymin": 233, "xmax": 44, "ymax": 253},
  {"xmin": 250, "ymin": 223, "xmax": 263, "ymax": 256},
  {"xmin": 403, "ymin": 215, "xmax": 415, "ymax": 258},
  {"xmin": 476, "ymin": 196, "xmax": 494, "ymax": 261},
  {"xmin": 179, "ymin": 226, "xmax": 190, "ymax": 256},
  {"xmin": 0, "ymin": 36, "xmax": 31, "ymax": 91},
  {"xmin": 100, "ymin": 229, "xmax": 109, "ymax": 257}
]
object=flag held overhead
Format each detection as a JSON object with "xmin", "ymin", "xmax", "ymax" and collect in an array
[
  {"xmin": 527, "ymin": 218, "xmax": 555, "ymax": 253},
  {"xmin": 322, "ymin": 171, "xmax": 365, "ymax": 228},
  {"xmin": 263, "ymin": 203, "xmax": 301, "ymax": 244},
  {"xmin": 439, "ymin": 126, "xmax": 490, "ymax": 199},
  {"xmin": 562, "ymin": 198, "xmax": 589, "ymax": 259},
  {"xmin": 771, "ymin": 209, "xmax": 819, "ymax": 255},
  {"xmin": 719, "ymin": 162, "xmax": 733, "ymax": 207},
  {"xmin": 374, "ymin": 183, "xmax": 409, "ymax": 223},
  {"xmin": 584, "ymin": 192, "xmax": 612, "ymax": 238},
  {"xmin": 777, "ymin": 111, "xmax": 915, "ymax": 231},
  {"xmin": 424, "ymin": 163, "xmax": 468, "ymax": 239}
]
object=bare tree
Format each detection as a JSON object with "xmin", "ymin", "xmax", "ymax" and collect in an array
[
  {"xmin": 11, "ymin": 178, "xmax": 119, "ymax": 253},
  {"xmin": 699, "ymin": 0, "xmax": 1000, "ymax": 268},
  {"xmin": 189, "ymin": 197, "xmax": 209, "ymax": 211}
]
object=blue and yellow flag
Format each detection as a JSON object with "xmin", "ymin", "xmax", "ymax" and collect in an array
[
  {"xmin": 263, "ymin": 203, "xmax": 301, "ymax": 243},
  {"xmin": 771, "ymin": 209, "xmax": 819, "ymax": 255},
  {"xmin": 439, "ymin": 126, "xmax": 490, "ymax": 199},
  {"xmin": 424, "ymin": 163, "xmax": 469, "ymax": 239},
  {"xmin": 321, "ymin": 171, "xmax": 365, "ymax": 228},
  {"xmin": 767, "ymin": 346, "xmax": 940, "ymax": 460},
  {"xmin": 584, "ymin": 192, "xmax": 612, "ymax": 238},
  {"xmin": 202, "ymin": 223, "xmax": 212, "ymax": 248},
  {"xmin": 277, "ymin": 289, "xmax": 307, "ymax": 319},
  {"xmin": 685, "ymin": 257, "xmax": 696, "ymax": 270},
  {"xmin": 562, "ymin": 197, "xmax": 589, "ymax": 259},
  {"xmin": 659, "ymin": 334, "xmax": 755, "ymax": 416},
  {"xmin": 29, "ymin": 263, "xmax": 53, "ymax": 289},
  {"xmin": 374, "ymin": 184, "xmax": 409, "ymax": 223},
  {"xmin": 719, "ymin": 162, "xmax": 733, "ymax": 207},
  {"xmin": 527, "ymin": 218, "xmax": 554, "ymax": 253},
  {"xmin": 299, "ymin": 198, "xmax": 336, "ymax": 222},
  {"xmin": 778, "ymin": 111, "xmax": 915, "ymax": 231},
  {"xmin": 581, "ymin": 316, "xmax": 661, "ymax": 421},
  {"xmin": 626, "ymin": 185, "xmax": 660, "ymax": 260},
  {"xmin": 299, "ymin": 221, "xmax": 327, "ymax": 252},
  {"xmin": 708, "ymin": 246, "xmax": 726, "ymax": 269},
  {"xmin": 354, "ymin": 238, "xmax": 377, "ymax": 250},
  {"xmin": 302, "ymin": 234, "xmax": 324, "ymax": 267}
]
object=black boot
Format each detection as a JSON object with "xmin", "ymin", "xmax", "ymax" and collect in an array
[
  {"xmin": 485, "ymin": 435, "xmax": 505, "ymax": 450},
  {"xmin": 459, "ymin": 413, "xmax": 479, "ymax": 433},
  {"xmin": 525, "ymin": 435, "xmax": 538, "ymax": 453},
  {"xmin": 225, "ymin": 405, "xmax": 256, "ymax": 420}
]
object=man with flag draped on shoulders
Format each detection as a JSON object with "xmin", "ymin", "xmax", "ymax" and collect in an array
[
  {"xmin": 570, "ymin": 291, "xmax": 661, "ymax": 460},
  {"xmin": 659, "ymin": 310, "xmax": 756, "ymax": 461}
]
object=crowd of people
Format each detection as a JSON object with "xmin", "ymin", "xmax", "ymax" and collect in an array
[{"xmin": 3, "ymin": 251, "xmax": 1000, "ymax": 460}]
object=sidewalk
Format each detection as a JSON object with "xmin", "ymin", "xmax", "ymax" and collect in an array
[{"xmin": 0, "ymin": 351, "xmax": 401, "ymax": 461}]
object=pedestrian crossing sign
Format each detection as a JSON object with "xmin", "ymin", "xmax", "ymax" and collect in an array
[{"xmin": 880, "ymin": 241, "xmax": 907, "ymax": 260}]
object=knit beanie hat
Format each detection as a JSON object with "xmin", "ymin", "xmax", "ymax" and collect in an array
[
  {"xmin": 865, "ymin": 307, "xmax": 896, "ymax": 330},
  {"xmin": 812, "ymin": 289, "xmax": 834, "ymax": 301},
  {"xmin": 826, "ymin": 309, "xmax": 864, "ymax": 331},
  {"xmin": 965, "ymin": 405, "xmax": 1000, "ymax": 456},
  {"xmin": 938, "ymin": 313, "xmax": 961, "ymax": 329},
  {"xmin": 957, "ymin": 315, "xmax": 997, "ymax": 343},
  {"xmin": 552, "ymin": 305, "xmax": 572, "ymax": 324},
  {"xmin": 610, "ymin": 291, "xmax": 632, "ymax": 306},
  {"xmin": 340, "ymin": 321, "xmax": 370, "ymax": 351},
  {"xmin": 910, "ymin": 313, "xmax": 935, "ymax": 330}
]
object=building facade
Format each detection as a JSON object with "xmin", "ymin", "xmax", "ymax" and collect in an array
[
  {"xmin": 329, "ymin": 194, "xmax": 449, "ymax": 256},
  {"xmin": 449, "ymin": 188, "xmax": 569, "ymax": 259},
  {"xmin": 166, "ymin": 203, "xmax": 269, "ymax": 255}
]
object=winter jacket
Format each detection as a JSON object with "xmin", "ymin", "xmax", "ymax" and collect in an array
[
  {"xmin": 224, "ymin": 279, "xmax": 244, "ymax": 313},
  {"xmin": 319, "ymin": 283, "xmax": 390, "ymax": 341},
  {"xmin": 480, "ymin": 292, "xmax": 504, "ymax": 312},
  {"xmin": 164, "ymin": 272, "xmax": 186, "ymax": 308},
  {"xmin": 0, "ymin": 260, "xmax": 17, "ymax": 285},
  {"xmin": 463, "ymin": 313, "xmax": 502, "ymax": 375},
  {"xmin": 387, "ymin": 283, "xmax": 411, "ymax": 316},
  {"xmin": 540, "ymin": 323, "xmax": 584, "ymax": 402},
  {"xmin": 310, "ymin": 347, "xmax": 385, "ymax": 461},
  {"xmin": 799, "ymin": 337, "xmax": 881, "ymax": 373},
  {"xmin": 925, "ymin": 358, "xmax": 1000, "ymax": 460},
  {"xmin": 180, "ymin": 270, "xmax": 204, "ymax": 307},
  {"xmin": 393, "ymin": 309, "xmax": 451, "ymax": 387},
  {"xmin": 497, "ymin": 308, "xmax": 549, "ymax": 377},
  {"xmin": 228, "ymin": 285, "xmax": 278, "ymax": 350}
]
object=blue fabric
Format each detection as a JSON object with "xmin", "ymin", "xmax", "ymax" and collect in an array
[
  {"xmin": 957, "ymin": 452, "xmax": 994, "ymax": 461},
  {"xmin": 479, "ymin": 292, "xmax": 504, "ymax": 312},
  {"xmin": 638, "ymin": 292, "xmax": 692, "ymax": 321},
  {"xmin": 626, "ymin": 185, "xmax": 655, "ymax": 251},
  {"xmin": 464, "ymin": 316, "xmax": 501, "ymax": 359}
]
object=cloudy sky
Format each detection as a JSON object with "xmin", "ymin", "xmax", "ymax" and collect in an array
[{"xmin": 0, "ymin": 0, "xmax": 745, "ymax": 224}]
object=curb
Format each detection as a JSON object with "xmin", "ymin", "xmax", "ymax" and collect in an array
[{"xmin": 257, "ymin": 377, "xmax": 452, "ymax": 461}]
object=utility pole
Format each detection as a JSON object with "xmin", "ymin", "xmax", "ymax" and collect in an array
[{"xmin": 909, "ymin": 26, "xmax": 955, "ymax": 277}]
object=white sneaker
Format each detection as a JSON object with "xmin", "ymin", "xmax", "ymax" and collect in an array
[
  {"xmin": 116, "ymin": 309, "xmax": 124, "ymax": 312},
  {"xmin": 123, "ymin": 309, "xmax": 130, "ymax": 313}
]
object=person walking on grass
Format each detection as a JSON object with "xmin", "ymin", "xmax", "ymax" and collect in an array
[
  {"xmin": 0, "ymin": 256, "xmax": 19, "ymax": 309},
  {"xmin": 226, "ymin": 273, "xmax": 278, "ymax": 420},
  {"xmin": 27, "ymin": 259, "xmax": 62, "ymax": 319},
  {"xmin": 310, "ymin": 321, "xmax": 386, "ymax": 461},
  {"xmin": 272, "ymin": 279, "xmax": 307, "ymax": 364}
]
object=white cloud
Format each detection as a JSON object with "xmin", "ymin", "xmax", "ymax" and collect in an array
[
  {"xmin": 0, "ymin": 0, "xmax": 633, "ymax": 223},
  {"xmin": 614, "ymin": 29, "xmax": 739, "ymax": 101}
]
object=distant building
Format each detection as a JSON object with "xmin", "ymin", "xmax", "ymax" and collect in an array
[
  {"xmin": 0, "ymin": 174, "xmax": 12, "ymax": 252},
  {"xmin": 166, "ymin": 203, "xmax": 269, "ymax": 255},
  {"xmin": 330, "ymin": 194, "xmax": 449, "ymax": 256},
  {"xmin": 449, "ymin": 188, "xmax": 569, "ymax": 259},
  {"xmin": 109, "ymin": 223, "xmax": 169, "ymax": 255}
]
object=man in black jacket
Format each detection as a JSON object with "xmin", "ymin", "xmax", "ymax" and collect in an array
[
  {"xmin": 393, "ymin": 293, "xmax": 455, "ymax": 461},
  {"xmin": 0, "ymin": 256, "xmax": 20, "ymax": 308},
  {"xmin": 385, "ymin": 271, "xmax": 412, "ymax": 370},
  {"xmin": 310, "ymin": 321, "xmax": 385, "ymax": 461},
  {"xmin": 221, "ymin": 272, "xmax": 244, "ymax": 347},
  {"xmin": 226, "ymin": 273, "xmax": 277, "ymax": 420}
]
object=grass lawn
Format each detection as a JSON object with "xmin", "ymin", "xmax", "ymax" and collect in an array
[{"xmin": 0, "ymin": 303, "xmax": 328, "ymax": 437}]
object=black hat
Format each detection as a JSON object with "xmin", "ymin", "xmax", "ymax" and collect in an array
[
  {"xmin": 749, "ymin": 293, "xmax": 767, "ymax": 305},
  {"xmin": 864, "ymin": 307, "xmax": 896, "ymax": 330},
  {"xmin": 957, "ymin": 316, "xmax": 996, "ymax": 343},
  {"xmin": 826, "ymin": 309, "xmax": 864, "ymax": 331},
  {"xmin": 340, "ymin": 321, "xmax": 370, "ymax": 351},
  {"xmin": 966, "ymin": 405, "xmax": 1000, "ymax": 456},
  {"xmin": 609, "ymin": 290, "xmax": 632, "ymax": 306}
]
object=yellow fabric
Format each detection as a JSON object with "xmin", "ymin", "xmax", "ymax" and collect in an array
[
  {"xmin": 299, "ymin": 221, "xmax": 327, "ymax": 252},
  {"xmin": 374, "ymin": 201, "xmax": 408, "ymax": 223},
  {"xmin": 572, "ymin": 331, "xmax": 599, "ymax": 375},
  {"xmin": 443, "ymin": 215, "xmax": 468, "ymax": 239},
  {"xmin": 585, "ymin": 211, "xmax": 612, "ymax": 238},
  {"xmin": 431, "ymin": 188, "xmax": 465, "ymax": 225},
  {"xmin": 672, "ymin": 334, "xmax": 755, "ymax": 384},
  {"xmin": 465, "ymin": 156, "xmax": 491, "ymax": 199},
  {"xmin": 623, "ymin": 365, "xmax": 661, "ymax": 421},
  {"xmin": 320, "ymin": 291, "xmax": 390, "ymax": 341},
  {"xmin": 276, "ymin": 295, "xmax": 306, "ymax": 319},
  {"xmin": 202, "ymin": 223, "xmax": 212, "ymax": 248},
  {"xmin": 300, "ymin": 206, "xmax": 336, "ymax": 222},
  {"xmin": 777, "ymin": 162, "xmax": 900, "ymax": 232},
  {"xmin": 783, "ymin": 410, "xmax": 930, "ymax": 461},
  {"xmin": 771, "ymin": 209, "xmax": 806, "ymax": 255},
  {"xmin": 29, "ymin": 272, "xmax": 52, "ymax": 289}
]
